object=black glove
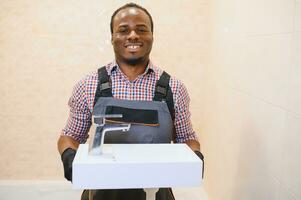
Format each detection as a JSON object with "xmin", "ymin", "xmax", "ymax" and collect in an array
[
  {"xmin": 61, "ymin": 148, "xmax": 76, "ymax": 182},
  {"xmin": 194, "ymin": 150, "xmax": 204, "ymax": 179}
]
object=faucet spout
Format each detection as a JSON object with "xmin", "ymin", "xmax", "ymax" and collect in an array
[
  {"xmin": 99, "ymin": 124, "xmax": 130, "ymax": 153},
  {"xmin": 90, "ymin": 114, "xmax": 131, "ymax": 155}
]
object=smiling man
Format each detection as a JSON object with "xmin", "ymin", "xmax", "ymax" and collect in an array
[
  {"xmin": 112, "ymin": 6, "xmax": 153, "ymax": 71},
  {"xmin": 57, "ymin": 3, "xmax": 203, "ymax": 200}
]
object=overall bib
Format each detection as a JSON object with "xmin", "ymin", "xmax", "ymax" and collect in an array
[{"xmin": 81, "ymin": 67, "xmax": 176, "ymax": 200}]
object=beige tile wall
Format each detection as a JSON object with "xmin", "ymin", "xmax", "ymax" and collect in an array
[
  {"xmin": 0, "ymin": 0, "xmax": 209, "ymax": 182},
  {"xmin": 203, "ymin": 0, "xmax": 301, "ymax": 200}
]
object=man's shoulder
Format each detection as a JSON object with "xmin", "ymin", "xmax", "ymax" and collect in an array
[
  {"xmin": 151, "ymin": 63, "xmax": 181, "ymax": 83},
  {"xmin": 74, "ymin": 70, "xmax": 98, "ymax": 87},
  {"xmin": 84, "ymin": 70, "xmax": 99, "ymax": 82},
  {"xmin": 78, "ymin": 61, "xmax": 114, "ymax": 81},
  {"xmin": 169, "ymin": 75, "xmax": 185, "ymax": 97},
  {"xmin": 152, "ymin": 66, "xmax": 185, "ymax": 98},
  {"xmin": 81, "ymin": 61, "xmax": 117, "ymax": 82}
]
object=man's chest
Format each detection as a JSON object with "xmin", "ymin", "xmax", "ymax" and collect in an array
[{"xmin": 86, "ymin": 74, "xmax": 158, "ymax": 112}]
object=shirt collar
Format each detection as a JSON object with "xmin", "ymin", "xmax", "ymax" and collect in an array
[{"xmin": 107, "ymin": 60, "xmax": 155, "ymax": 76}]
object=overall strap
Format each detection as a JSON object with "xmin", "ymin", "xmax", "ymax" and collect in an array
[
  {"xmin": 153, "ymin": 71, "xmax": 175, "ymax": 122},
  {"xmin": 93, "ymin": 66, "xmax": 113, "ymax": 106}
]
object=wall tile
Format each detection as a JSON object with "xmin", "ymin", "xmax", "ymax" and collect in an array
[
  {"xmin": 280, "ymin": 114, "xmax": 301, "ymax": 199},
  {"xmin": 212, "ymin": 0, "xmax": 294, "ymax": 35},
  {"xmin": 207, "ymin": 87, "xmax": 240, "ymax": 200},
  {"xmin": 232, "ymin": 173, "xmax": 280, "ymax": 200},
  {"xmin": 173, "ymin": 186, "xmax": 208, "ymax": 200},
  {"xmin": 201, "ymin": 82, "xmax": 286, "ymax": 199},
  {"xmin": 287, "ymin": 32, "xmax": 301, "ymax": 116},
  {"xmin": 225, "ymin": 89, "xmax": 285, "ymax": 200},
  {"xmin": 199, "ymin": 77, "xmax": 231, "ymax": 200},
  {"xmin": 237, "ymin": 0, "xmax": 295, "ymax": 35},
  {"xmin": 207, "ymin": 1, "xmax": 297, "ymax": 200},
  {"xmin": 0, "ymin": 115, "xmax": 67, "ymax": 179},
  {"xmin": 278, "ymin": 185, "xmax": 298, "ymax": 200},
  {"xmin": 295, "ymin": 1, "xmax": 301, "ymax": 32},
  {"xmin": 227, "ymin": 88, "xmax": 286, "ymax": 181},
  {"xmin": 218, "ymin": 34, "xmax": 293, "ymax": 108}
]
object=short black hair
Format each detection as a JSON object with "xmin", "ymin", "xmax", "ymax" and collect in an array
[{"xmin": 110, "ymin": 3, "xmax": 154, "ymax": 34}]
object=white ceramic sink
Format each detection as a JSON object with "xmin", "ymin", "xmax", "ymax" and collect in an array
[{"xmin": 72, "ymin": 144, "xmax": 202, "ymax": 189}]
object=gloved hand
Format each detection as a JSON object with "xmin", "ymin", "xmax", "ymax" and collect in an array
[
  {"xmin": 194, "ymin": 150, "xmax": 204, "ymax": 179},
  {"xmin": 61, "ymin": 148, "xmax": 76, "ymax": 182}
]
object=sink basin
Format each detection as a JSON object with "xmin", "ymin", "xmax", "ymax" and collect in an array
[{"xmin": 72, "ymin": 144, "xmax": 202, "ymax": 189}]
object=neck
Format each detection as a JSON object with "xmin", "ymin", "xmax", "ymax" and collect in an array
[{"xmin": 116, "ymin": 59, "xmax": 149, "ymax": 81}]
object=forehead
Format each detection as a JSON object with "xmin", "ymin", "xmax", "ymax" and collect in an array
[{"xmin": 113, "ymin": 7, "xmax": 151, "ymax": 28}]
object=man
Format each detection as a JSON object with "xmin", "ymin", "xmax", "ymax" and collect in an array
[{"xmin": 58, "ymin": 3, "xmax": 204, "ymax": 200}]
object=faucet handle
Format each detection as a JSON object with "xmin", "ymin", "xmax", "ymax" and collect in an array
[{"xmin": 93, "ymin": 114, "xmax": 123, "ymax": 126}]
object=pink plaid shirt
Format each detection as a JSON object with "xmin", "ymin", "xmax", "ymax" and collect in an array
[{"xmin": 62, "ymin": 61, "xmax": 198, "ymax": 143}]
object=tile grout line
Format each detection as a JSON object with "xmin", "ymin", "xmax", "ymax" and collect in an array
[
  {"xmin": 221, "ymin": 81, "xmax": 301, "ymax": 119},
  {"xmin": 244, "ymin": 32, "xmax": 294, "ymax": 37}
]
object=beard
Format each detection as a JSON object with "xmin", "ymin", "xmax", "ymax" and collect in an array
[{"xmin": 123, "ymin": 56, "xmax": 146, "ymax": 66}]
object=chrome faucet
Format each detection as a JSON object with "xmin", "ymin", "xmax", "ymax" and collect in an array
[{"xmin": 90, "ymin": 114, "xmax": 131, "ymax": 155}]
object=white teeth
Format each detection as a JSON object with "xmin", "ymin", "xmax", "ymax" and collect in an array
[{"xmin": 127, "ymin": 45, "xmax": 140, "ymax": 49}]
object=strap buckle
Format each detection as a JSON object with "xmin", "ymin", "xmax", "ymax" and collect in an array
[
  {"xmin": 100, "ymin": 82, "xmax": 110, "ymax": 91},
  {"xmin": 156, "ymin": 85, "xmax": 167, "ymax": 96}
]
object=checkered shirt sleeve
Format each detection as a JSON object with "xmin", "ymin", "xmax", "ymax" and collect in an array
[
  {"xmin": 61, "ymin": 78, "xmax": 92, "ymax": 143},
  {"xmin": 171, "ymin": 79, "xmax": 198, "ymax": 143}
]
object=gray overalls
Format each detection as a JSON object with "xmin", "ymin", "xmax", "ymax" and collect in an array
[{"xmin": 81, "ymin": 66, "xmax": 176, "ymax": 200}]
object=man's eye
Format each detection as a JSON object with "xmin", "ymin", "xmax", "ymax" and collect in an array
[
  {"xmin": 137, "ymin": 28, "xmax": 148, "ymax": 33},
  {"xmin": 118, "ymin": 28, "xmax": 128, "ymax": 33}
]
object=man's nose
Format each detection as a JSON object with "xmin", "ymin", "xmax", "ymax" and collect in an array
[{"xmin": 127, "ymin": 30, "xmax": 139, "ymax": 40}]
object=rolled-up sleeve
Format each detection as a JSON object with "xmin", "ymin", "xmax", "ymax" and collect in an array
[
  {"xmin": 173, "ymin": 81, "xmax": 198, "ymax": 143},
  {"xmin": 61, "ymin": 79, "xmax": 92, "ymax": 143}
]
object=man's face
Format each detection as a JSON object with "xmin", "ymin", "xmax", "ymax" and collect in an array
[{"xmin": 111, "ymin": 7, "xmax": 153, "ymax": 65}]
